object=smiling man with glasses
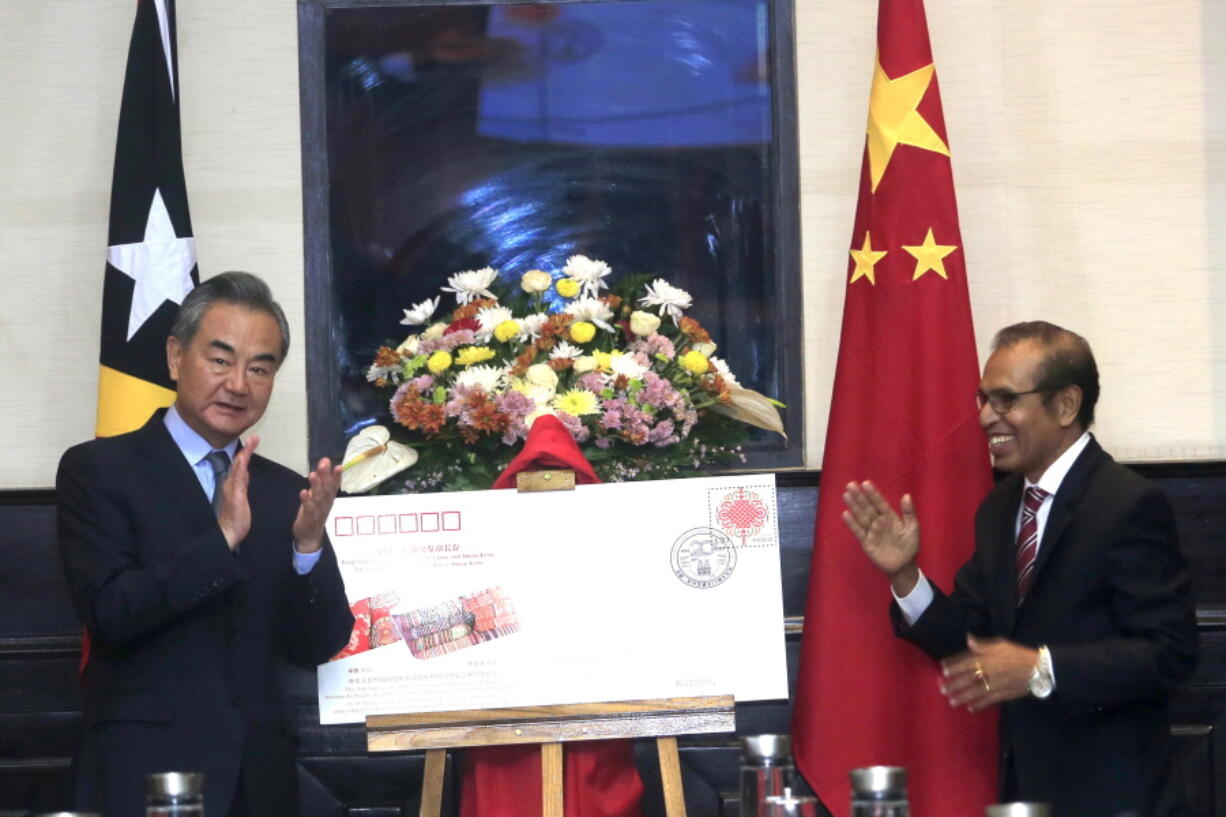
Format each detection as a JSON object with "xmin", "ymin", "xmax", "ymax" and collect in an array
[{"xmin": 842, "ymin": 321, "xmax": 1197, "ymax": 817}]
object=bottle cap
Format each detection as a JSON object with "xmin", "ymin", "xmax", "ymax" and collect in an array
[
  {"xmin": 740, "ymin": 734, "xmax": 793, "ymax": 763},
  {"xmin": 986, "ymin": 803, "xmax": 1052, "ymax": 817},
  {"xmin": 147, "ymin": 771, "xmax": 205, "ymax": 800},
  {"xmin": 849, "ymin": 766, "xmax": 907, "ymax": 797}
]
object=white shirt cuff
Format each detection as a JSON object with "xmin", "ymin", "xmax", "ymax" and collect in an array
[{"xmin": 892, "ymin": 568, "xmax": 934, "ymax": 626}]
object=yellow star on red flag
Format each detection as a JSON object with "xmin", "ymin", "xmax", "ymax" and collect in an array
[
  {"xmin": 849, "ymin": 232, "xmax": 888, "ymax": 285},
  {"xmin": 867, "ymin": 56, "xmax": 950, "ymax": 193},
  {"xmin": 902, "ymin": 228, "xmax": 957, "ymax": 280}
]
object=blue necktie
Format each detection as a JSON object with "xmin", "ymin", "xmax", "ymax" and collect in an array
[{"xmin": 205, "ymin": 450, "xmax": 231, "ymax": 517}]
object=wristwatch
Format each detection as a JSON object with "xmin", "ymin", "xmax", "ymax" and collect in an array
[{"xmin": 1028, "ymin": 645, "xmax": 1054, "ymax": 699}]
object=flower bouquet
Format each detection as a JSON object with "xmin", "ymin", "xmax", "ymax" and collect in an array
[{"xmin": 345, "ymin": 256, "xmax": 784, "ymax": 493}]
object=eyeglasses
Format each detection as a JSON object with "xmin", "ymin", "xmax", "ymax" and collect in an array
[{"xmin": 976, "ymin": 386, "xmax": 1063, "ymax": 414}]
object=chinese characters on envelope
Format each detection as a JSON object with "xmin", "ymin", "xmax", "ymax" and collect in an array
[{"xmin": 317, "ymin": 474, "xmax": 787, "ymax": 724}]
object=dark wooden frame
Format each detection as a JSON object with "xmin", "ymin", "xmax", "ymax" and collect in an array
[{"xmin": 297, "ymin": 0, "xmax": 805, "ymax": 471}]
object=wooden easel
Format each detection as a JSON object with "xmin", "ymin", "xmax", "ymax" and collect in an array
[
  {"xmin": 367, "ymin": 694, "xmax": 736, "ymax": 817},
  {"xmin": 364, "ymin": 470, "xmax": 735, "ymax": 817}
]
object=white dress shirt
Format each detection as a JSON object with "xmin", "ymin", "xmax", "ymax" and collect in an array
[{"xmin": 892, "ymin": 431, "xmax": 1093, "ymax": 683}]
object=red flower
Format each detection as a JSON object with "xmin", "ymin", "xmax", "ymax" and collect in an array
[{"xmin": 445, "ymin": 317, "xmax": 481, "ymax": 335}]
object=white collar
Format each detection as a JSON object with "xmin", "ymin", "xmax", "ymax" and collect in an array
[
  {"xmin": 164, "ymin": 403, "xmax": 239, "ymax": 465},
  {"xmin": 1025, "ymin": 430, "xmax": 1092, "ymax": 497}
]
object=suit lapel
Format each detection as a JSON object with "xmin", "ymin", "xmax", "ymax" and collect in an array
[
  {"xmin": 1023, "ymin": 437, "xmax": 1103, "ymax": 611},
  {"xmin": 133, "ymin": 411, "xmax": 217, "ymax": 533},
  {"xmin": 994, "ymin": 474, "xmax": 1024, "ymax": 634}
]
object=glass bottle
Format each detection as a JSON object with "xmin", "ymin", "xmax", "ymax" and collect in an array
[
  {"xmin": 740, "ymin": 734, "xmax": 795, "ymax": 817},
  {"xmin": 146, "ymin": 772, "xmax": 205, "ymax": 817},
  {"xmin": 849, "ymin": 766, "xmax": 908, "ymax": 817}
]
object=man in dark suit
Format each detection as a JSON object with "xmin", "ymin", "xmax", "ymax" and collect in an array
[
  {"xmin": 57, "ymin": 272, "xmax": 354, "ymax": 817},
  {"xmin": 842, "ymin": 321, "xmax": 1197, "ymax": 817}
]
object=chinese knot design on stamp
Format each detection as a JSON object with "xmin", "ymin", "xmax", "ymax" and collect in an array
[{"xmin": 715, "ymin": 487, "xmax": 769, "ymax": 545}]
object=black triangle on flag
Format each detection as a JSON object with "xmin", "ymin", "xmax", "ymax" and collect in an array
[{"xmin": 97, "ymin": 0, "xmax": 200, "ymax": 438}]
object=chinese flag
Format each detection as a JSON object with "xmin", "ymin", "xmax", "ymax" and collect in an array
[
  {"xmin": 96, "ymin": 0, "xmax": 199, "ymax": 438},
  {"xmin": 790, "ymin": 0, "xmax": 997, "ymax": 815}
]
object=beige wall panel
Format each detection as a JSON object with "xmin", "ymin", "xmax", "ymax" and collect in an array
[{"xmin": 0, "ymin": 0, "xmax": 1221, "ymax": 488}]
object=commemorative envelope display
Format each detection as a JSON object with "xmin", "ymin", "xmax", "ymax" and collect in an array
[{"xmin": 317, "ymin": 473, "xmax": 787, "ymax": 724}]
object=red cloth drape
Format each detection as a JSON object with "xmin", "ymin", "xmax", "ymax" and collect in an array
[
  {"xmin": 461, "ymin": 415, "xmax": 644, "ymax": 817},
  {"xmin": 790, "ymin": 1, "xmax": 998, "ymax": 815}
]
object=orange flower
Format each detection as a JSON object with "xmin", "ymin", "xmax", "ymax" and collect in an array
[
  {"xmin": 391, "ymin": 387, "xmax": 447, "ymax": 436},
  {"xmin": 510, "ymin": 347, "xmax": 538, "ymax": 377},
  {"xmin": 470, "ymin": 401, "xmax": 511, "ymax": 435},
  {"xmin": 451, "ymin": 298, "xmax": 497, "ymax": 321},
  {"xmin": 373, "ymin": 345, "xmax": 401, "ymax": 368},
  {"xmin": 548, "ymin": 358, "xmax": 573, "ymax": 371},
  {"xmin": 678, "ymin": 316, "xmax": 711, "ymax": 343},
  {"xmin": 538, "ymin": 314, "xmax": 573, "ymax": 341}
]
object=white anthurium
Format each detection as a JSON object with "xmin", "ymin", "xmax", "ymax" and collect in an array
[
  {"xmin": 711, "ymin": 386, "xmax": 786, "ymax": 438},
  {"xmin": 339, "ymin": 425, "xmax": 418, "ymax": 493}
]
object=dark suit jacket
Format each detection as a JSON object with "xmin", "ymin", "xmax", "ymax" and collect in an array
[
  {"xmin": 56, "ymin": 411, "xmax": 354, "ymax": 817},
  {"xmin": 895, "ymin": 437, "xmax": 1198, "ymax": 817}
]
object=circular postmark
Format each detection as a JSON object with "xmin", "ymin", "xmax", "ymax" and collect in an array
[{"xmin": 671, "ymin": 527, "xmax": 737, "ymax": 589}]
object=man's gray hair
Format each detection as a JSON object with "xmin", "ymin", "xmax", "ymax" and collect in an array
[{"xmin": 171, "ymin": 271, "xmax": 291, "ymax": 360}]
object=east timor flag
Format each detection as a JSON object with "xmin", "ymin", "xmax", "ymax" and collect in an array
[{"xmin": 96, "ymin": 0, "xmax": 198, "ymax": 438}]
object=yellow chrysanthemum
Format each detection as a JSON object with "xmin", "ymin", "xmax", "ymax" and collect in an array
[
  {"xmin": 493, "ymin": 320, "xmax": 520, "ymax": 343},
  {"xmin": 568, "ymin": 321, "xmax": 596, "ymax": 344},
  {"xmin": 680, "ymin": 350, "xmax": 710, "ymax": 375},
  {"xmin": 427, "ymin": 350, "xmax": 454, "ymax": 374},
  {"xmin": 456, "ymin": 346, "xmax": 496, "ymax": 366},
  {"xmin": 593, "ymin": 349, "xmax": 615, "ymax": 373},
  {"xmin": 552, "ymin": 389, "xmax": 600, "ymax": 416},
  {"xmin": 555, "ymin": 278, "xmax": 581, "ymax": 299}
]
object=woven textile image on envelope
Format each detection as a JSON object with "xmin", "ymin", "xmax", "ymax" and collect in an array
[{"xmin": 392, "ymin": 586, "xmax": 521, "ymax": 660}]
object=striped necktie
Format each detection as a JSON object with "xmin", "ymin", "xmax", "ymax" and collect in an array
[
  {"xmin": 205, "ymin": 450, "xmax": 231, "ymax": 517},
  {"xmin": 1015, "ymin": 485, "xmax": 1049, "ymax": 605}
]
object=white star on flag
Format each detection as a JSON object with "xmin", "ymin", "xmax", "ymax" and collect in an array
[{"xmin": 106, "ymin": 188, "xmax": 197, "ymax": 341}]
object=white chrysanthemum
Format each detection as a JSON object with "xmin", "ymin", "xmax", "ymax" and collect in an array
[
  {"xmin": 367, "ymin": 362, "xmax": 399, "ymax": 383},
  {"xmin": 518, "ymin": 313, "xmax": 549, "ymax": 342},
  {"xmin": 638, "ymin": 278, "xmax": 693, "ymax": 324},
  {"xmin": 564, "ymin": 297, "xmax": 615, "ymax": 331},
  {"xmin": 441, "ymin": 267, "xmax": 499, "ymax": 304},
  {"xmin": 454, "ymin": 364, "xmax": 508, "ymax": 393},
  {"xmin": 549, "ymin": 341, "xmax": 583, "ymax": 360},
  {"xmin": 399, "ymin": 296, "xmax": 440, "ymax": 326},
  {"xmin": 396, "ymin": 335, "xmax": 420, "ymax": 356},
  {"xmin": 475, "ymin": 305, "xmax": 514, "ymax": 340},
  {"xmin": 610, "ymin": 352, "xmax": 648, "ymax": 381},
  {"xmin": 562, "ymin": 254, "xmax": 612, "ymax": 298},
  {"xmin": 709, "ymin": 356, "xmax": 740, "ymax": 387}
]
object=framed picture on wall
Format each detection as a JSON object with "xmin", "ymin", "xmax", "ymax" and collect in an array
[{"xmin": 298, "ymin": 0, "xmax": 804, "ymax": 483}]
